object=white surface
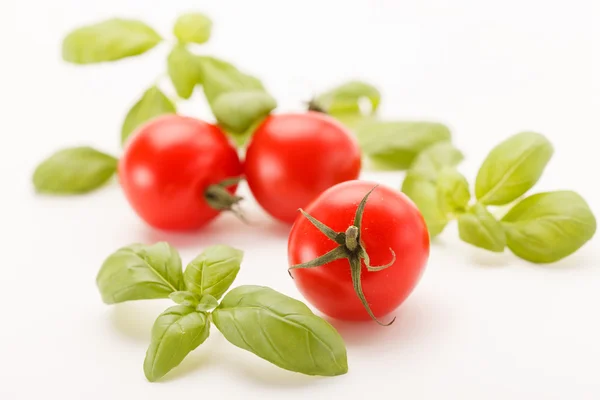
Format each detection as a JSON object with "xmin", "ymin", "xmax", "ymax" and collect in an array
[{"xmin": 1, "ymin": 0, "xmax": 600, "ymax": 399}]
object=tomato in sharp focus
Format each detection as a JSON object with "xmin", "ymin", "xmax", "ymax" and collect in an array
[
  {"xmin": 119, "ymin": 115, "xmax": 243, "ymax": 231},
  {"xmin": 244, "ymin": 112, "xmax": 361, "ymax": 224},
  {"xmin": 288, "ymin": 180, "xmax": 429, "ymax": 324}
]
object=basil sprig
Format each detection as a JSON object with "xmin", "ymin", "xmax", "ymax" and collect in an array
[
  {"xmin": 402, "ymin": 132, "xmax": 596, "ymax": 263},
  {"xmin": 96, "ymin": 243, "xmax": 348, "ymax": 382}
]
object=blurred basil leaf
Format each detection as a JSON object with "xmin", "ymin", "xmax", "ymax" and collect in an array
[
  {"xmin": 33, "ymin": 147, "xmax": 117, "ymax": 195},
  {"xmin": 121, "ymin": 87, "xmax": 176, "ymax": 145},
  {"xmin": 312, "ymin": 81, "xmax": 380, "ymax": 115},
  {"xmin": 501, "ymin": 191, "xmax": 596, "ymax": 263},
  {"xmin": 173, "ymin": 13, "xmax": 212, "ymax": 45},
  {"xmin": 411, "ymin": 141, "xmax": 464, "ymax": 180},
  {"xmin": 458, "ymin": 203, "xmax": 506, "ymax": 252},
  {"xmin": 401, "ymin": 171, "xmax": 448, "ymax": 237},
  {"xmin": 437, "ymin": 168, "xmax": 470, "ymax": 214},
  {"xmin": 213, "ymin": 91, "xmax": 276, "ymax": 134},
  {"xmin": 62, "ymin": 19, "xmax": 161, "ymax": 64},
  {"xmin": 168, "ymin": 45, "xmax": 203, "ymax": 99}
]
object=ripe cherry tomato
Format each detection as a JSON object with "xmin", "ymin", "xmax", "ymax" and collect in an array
[
  {"xmin": 119, "ymin": 115, "xmax": 243, "ymax": 231},
  {"xmin": 288, "ymin": 180, "xmax": 429, "ymax": 324},
  {"xmin": 244, "ymin": 112, "xmax": 361, "ymax": 223}
]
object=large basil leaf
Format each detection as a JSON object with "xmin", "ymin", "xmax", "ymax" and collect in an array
[
  {"xmin": 436, "ymin": 168, "xmax": 470, "ymax": 214},
  {"xmin": 475, "ymin": 132, "xmax": 553, "ymax": 205},
  {"xmin": 212, "ymin": 286, "xmax": 348, "ymax": 376},
  {"xmin": 501, "ymin": 191, "xmax": 596, "ymax": 263},
  {"xmin": 458, "ymin": 203, "xmax": 506, "ymax": 252},
  {"xmin": 357, "ymin": 121, "xmax": 451, "ymax": 170},
  {"xmin": 121, "ymin": 87, "xmax": 176, "ymax": 145},
  {"xmin": 62, "ymin": 19, "xmax": 161, "ymax": 64},
  {"xmin": 173, "ymin": 13, "xmax": 212, "ymax": 44},
  {"xmin": 213, "ymin": 91, "xmax": 276, "ymax": 134},
  {"xmin": 167, "ymin": 45, "xmax": 203, "ymax": 99},
  {"xmin": 401, "ymin": 171, "xmax": 448, "ymax": 237},
  {"xmin": 33, "ymin": 147, "xmax": 117, "ymax": 195},
  {"xmin": 410, "ymin": 141, "xmax": 464, "ymax": 180},
  {"xmin": 183, "ymin": 245, "xmax": 243, "ymax": 300},
  {"xmin": 96, "ymin": 242, "xmax": 184, "ymax": 304},
  {"xmin": 144, "ymin": 306, "xmax": 210, "ymax": 382},
  {"xmin": 312, "ymin": 80, "xmax": 380, "ymax": 115}
]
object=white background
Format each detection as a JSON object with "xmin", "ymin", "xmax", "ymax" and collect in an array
[{"xmin": 1, "ymin": 0, "xmax": 599, "ymax": 399}]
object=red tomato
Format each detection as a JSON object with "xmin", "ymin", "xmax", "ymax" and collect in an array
[
  {"xmin": 288, "ymin": 180, "xmax": 429, "ymax": 324},
  {"xmin": 244, "ymin": 112, "xmax": 361, "ymax": 223},
  {"xmin": 119, "ymin": 115, "xmax": 242, "ymax": 231}
]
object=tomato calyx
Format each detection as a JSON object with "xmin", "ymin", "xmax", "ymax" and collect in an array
[
  {"xmin": 204, "ymin": 177, "xmax": 247, "ymax": 222},
  {"xmin": 288, "ymin": 186, "xmax": 397, "ymax": 326},
  {"xmin": 306, "ymin": 99, "xmax": 326, "ymax": 113}
]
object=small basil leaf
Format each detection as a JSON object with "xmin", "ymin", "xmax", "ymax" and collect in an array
[
  {"xmin": 411, "ymin": 141, "xmax": 464, "ymax": 180},
  {"xmin": 173, "ymin": 13, "xmax": 212, "ymax": 45},
  {"xmin": 169, "ymin": 291, "xmax": 201, "ymax": 307},
  {"xmin": 212, "ymin": 285, "xmax": 348, "ymax": 376},
  {"xmin": 331, "ymin": 113, "xmax": 377, "ymax": 132},
  {"xmin": 121, "ymin": 87, "xmax": 176, "ymax": 145},
  {"xmin": 167, "ymin": 45, "xmax": 203, "ymax": 99},
  {"xmin": 437, "ymin": 168, "xmax": 470, "ymax": 214},
  {"xmin": 144, "ymin": 306, "xmax": 210, "ymax": 382},
  {"xmin": 501, "ymin": 191, "xmax": 596, "ymax": 263},
  {"xmin": 313, "ymin": 81, "xmax": 380, "ymax": 115},
  {"xmin": 401, "ymin": 171, "xmax": 448, "ymax": 237},
  {"xmin": 196, "ymin": 294, "xmax": 219, "ymax": 312},
  {"xmin": 96, "ymin": 242, "xmax": 184, "ymax": 304},
  {"xmin": 357, "ymin": 121, "xmax": 452, "ymax": 170},
  {"xmin": 458, "ymin": 203, "xmax": 506, "ymax": 252},
  {"xmin": 33, "ymin": 147, "xmax": 117, "ymax": 195},
  {"xmin": 475, "ymin": 132, "xmax": 554, "ymax": 205},
  {"xmin": 62, "ymin": 18, "xmax": 161, "ymax": 64},
  {"xmin": 213, "ymin": 91, "xmax": 277, "ymax": 134},
  {"xmin": 183, "ymin": 245, "xmax": 243, "ymax": 300}
]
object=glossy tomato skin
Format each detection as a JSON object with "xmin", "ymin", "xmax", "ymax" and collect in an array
[
  {"xmin": 119, "ymin": 115, "xmax": 242, "ymax": 231},
  {"xmin": 288, "ymin": 181, "xmax": 430, "ymax": 321},
  {"xmin": 244, "ymin": 112, "xmax": 361, "ymax": 223}
]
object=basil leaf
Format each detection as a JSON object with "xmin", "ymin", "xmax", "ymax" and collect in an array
[
  {"xmin": 62, "ymin": 18, "xmax": 161, "ymax": 64},
  {"xmin": 357, "ymin": 121, "xmax": 452, "ymax": 170},
  {"xmin": 475, "ymin": 132, "xmax": 554, "ymax": 205},
  {"xmin": 196, "ymin": 56, "xmax": 265, "ymax": 107},
  {"xmin": 313, "ymin": 81, "xmax": 380, "ymax": 115},
  {"xmin": 196, "ymin": 294, "xmax": 219, "ymax": 312},
  {"xmin": 169, "ymin": 291, "xmax": 201, "ymax": 307},
  {"xmin": 437, "ymin": 168, "xmax": 470, "ymax": 214},
  {"xmin": 331, "ymin": 113, "xmax": 377, "ymax": 132},
  {"xmin": 144, "ymin": 306, "xmax": 210, "ymax": 382},
  {"xmin": 501, "ymin": 191, "xmax": 596, "ymax": 263},
  {"xmin": 213, "ymin": 91, "xmax": 276, "ymax": 134},
  {"xmin": 212, "ymin": 285, "xmax": 348, "ymax": 376},
  {"xmin": 183, "ymin": 245, "xmax": 243, "ymax": 300},
  {"xmin": 33, "ymin": 147, "xmax": 117, "ymax": 195},
  {"xmin": 458, "ymin": 203, "xmax": 506, "ymax": 252},
  {"xmin": 173, "ymin": 13, "xmax": 212, "ymax": 45},
  {"xmin": 401, "ymin": 171, "xmax": 448, "ymax": 237},
  {"xmin": 411, "ymin": 141, "xmax": 464, "ymax": 180},
  {"xmin": 121, "ymin": 87, "xmax": 176, "ymax": 145},
  {"xmin": 167, "ymin": 45, "xmax": 203, "ymax": 99},
  {"xmin": 96, "ymin": 242, "xmax": 184, "ymax": 304}
]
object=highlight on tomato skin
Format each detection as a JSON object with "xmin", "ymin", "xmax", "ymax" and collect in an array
[
  {"xmin": 287, "ymin": 180, "xmax": 430, "ymax": 324},
  {"xmin": 118, "ymin": 114, "xmax": 243, "ymax": 231},
  {"xmin": 244, "ymin": 111, "xmax": 362, "ymax": 224}
]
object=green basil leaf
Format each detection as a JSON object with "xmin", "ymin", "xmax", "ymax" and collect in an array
[
  {"xmin": 96, "ymin": 242, "xmax": 184, "ymax": 304},
  {"xmin": 167, "ymin": 45, "xmax": 203, "ymax": 99},
  {"xmin": 173, "ymin": 13, "xmax": 212, "ymax": 45},
  {"xmin": 458, "ymin": 203, "xmax": 506, "ymax": 252},
  {"xmin": 313, "ymin": 81, "xmax": 380, "ymax": 115},
  {"xmin": 196, "ymin": 56, "xmax": 265, "ymax": 107},
  {"xmin": 169, "ymin": 291, "xmax": 201, "ymax": 307},
  {"xmin": 183, "ymin": 245, "xmax": 243, "ymax": 300},
  {"xmin": 33, "ymin": 147, "xmax": 117, "ymax": 195},
  {"xmin": 475, "ymin": 132, "xmax": 554, "ymax": 205},
  {"xmin": 401, "ymin": 171, "xmax": 448, "ymax": 237},
  {"xmin": 212, "ymin": 285, "xmax": 348, "ymax": 376},
  {"xmin": 121, "ymin": 87, "xmax": 176, "ymax": 145},
  {"xmin": 144, "ymin": 306, "xmax": 210, "ymax": 382},
  {"xmin": 501, "ymin": 191, "xmax": 596, "ymax": 263},
  {"xmin": 196, "ymin": 294, "xmax": 219, "ymax": 312},
  {"xmin": 331, "ymin": 113, "xmax": 377, "ymax": 132},
  {"xmin": 62, "ymin": 18, "xmax": 161, "ymax": 64},
  {"xmin": 411, "ymin": 141, "xmax": 464, "ymax": 180},
  {"xmin": 437, "ymin": 168, "xmax": 470, "ymax": 214},
  {"xmin": 213, "ymin": 91, "xmax": 276, "ymax": 134},
  {"xmin": 357, "ymin": 121, "xmax": 452, "ymax": 170}
]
